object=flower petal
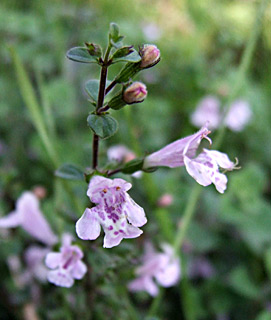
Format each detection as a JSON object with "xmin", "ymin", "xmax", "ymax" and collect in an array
[
  {"xmin": 71, "ymin": 261, "xmax": 87, "ymax": 279},
  {"xmin": 155, "ymin": 259, "xmax": 181, "ymax": 287},
  {"xmin": 125, "ymin": 224, "xmax": 143, "ymax": 239},
  {"xmin": 124, "ymin": 194, "xmax": 147, "ymax": 227},
  {"xmin": 103, "ymin": 232, "xmax": 123, "ymax": 248},
  {"xmin": 47, "ymin": 269, "xmax": 74, "ymax": 288},
  {"xmin": 0, "ymin": 211, "xmax": 22, "ymax": 228},
  {"xmin": 18, "ymin": 192, "xmax": 58, "ymax": 245},
  {"xmin": 203, "ymin": 149, "xmax": 235, "ymax": 170},
  {"xmin": 128, "ymin": 276, "xmax": 159, "ymax": 297},
  {"xmin": 45, "ymin": 252, "xmax": 62, "ymax": 269},
  {"xmin": 184, "ymin": 156, "xmax": 213, "ymax": 187},
  {"xmin": 76, "ymin": 208, "xmax": 101, "ymax": 240},
  {"xmin": 143, "ymin": 126, "xmax": 210, "ymax": 169}
]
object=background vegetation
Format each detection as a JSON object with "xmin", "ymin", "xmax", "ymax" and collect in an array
[{"xmin": 1, "ymin": 0, "xmax": 271, "ymax": 319}]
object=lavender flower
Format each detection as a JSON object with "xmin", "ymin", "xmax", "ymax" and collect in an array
[
  {"xmin": 76, "ymin": 176, "xmax": 147, "ymax": 248},
  {"xmin": 191, "ymin": 96, "xmax": 252, "ymax": 132},
  {"xmin": 128, "ymin": 243, "xmax": 181, "ymax": 296},
  {"xmin": 224, "ymin": 100, "xmax": 252, "ymax": 131},
  {"xmin": 190, "ymin": 96, "xmax": 221, "ymax": 130},
  {"xmin": 0, "ymin": 191, "xmax": 58, "ymax": 246},
  {"xmin": 144, "ymin": 126, "xmax": 236, "ymax": 193},
  {"xmin": 45, "ymin": 234, "xmax": 87, "ymax": 288}
]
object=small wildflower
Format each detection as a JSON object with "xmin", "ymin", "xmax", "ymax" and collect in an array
[
  {"xmin": 76, "ymin": 176, "xmax": 147, "ymax": 248},
  {"xmin": 191, "ymin": 96, "xmax": 221, "ymax": 130},
  {"xmin": 128, "ymin": 243, "xmax": 181, "ymax": 296},
  {"xmin": 0, "ymin": 192, "xmax": 58, "ymax": 246},
  {"xmin": 224, "ymin": 100, "xmax": 252, "ymax": 132},
  {"xmin": 144, "ymin": 125, "xmax": 236, "ymax": 193},
  {"xmin": 45, "ymin": 234, "xmax": 87, "ymax": 288}
]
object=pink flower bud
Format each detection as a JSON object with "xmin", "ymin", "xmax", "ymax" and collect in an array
[
  {"xmin": 123, "ymin": 82, "xmax": 147, "ymax": 104},
  {"xmin": 140, "ymin": 44, "xmax": 160, "ymax": 68},
  {"xmin": 157, "ymin": 194, "xmax": 173, "ymax": 207}
]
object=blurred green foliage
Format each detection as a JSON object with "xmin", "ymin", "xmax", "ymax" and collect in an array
[{"xmin": 1, "ymin": 0, "xmax": 271, "ymax": 319}]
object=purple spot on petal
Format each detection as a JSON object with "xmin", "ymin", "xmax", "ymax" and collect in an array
[
  {"xmin": 114, "ymin": 231, "xmax": 119, "ymax": 235},
  {"xmin": 108, "ymin": 226, "xmax": 113, "ymax": 230}
]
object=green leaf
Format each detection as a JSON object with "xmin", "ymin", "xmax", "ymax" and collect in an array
[
  {"xmin": 55, "ymin": 163, "xmax": 85, "ymax": 181},
  {"xmin": 85, "ymin": 79, "xmax": 112, "ymax": 102},
  {"xmin": 121, "ymin": 158, "xmax": 144, "ymax": 174},
  {"xmin": 87, "ymin": 114, "xmax": 118, "ymax": 139},
  {"xmin": 112, "ymin": 49, "xmax": 141, "ymax": 64},
  {"xmin": 66, "ymin": 47, "xmax": 99, "ymax": 64},
  {"xmin": 109, "ymin": 23, "xmax": 120, "ymax": 41}
]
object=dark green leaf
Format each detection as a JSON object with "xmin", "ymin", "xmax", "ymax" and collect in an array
[
  {"xmin": 66, "ymin": 47, "xmax": 99, "ymax": 64},
  {"xmin": 85, "ymin": 79, "xmax": 112, "ymax": 102},
  {"xmin": 87, "ymin": 114, "xmax": 118, "ymax": 139},
  {"xmin": 55, "ymin": 163, "xmax": 85, "ymax": 180},
  {"xmin": 112, "ymin": 49, "xmax": 141, "ymax": 64}
]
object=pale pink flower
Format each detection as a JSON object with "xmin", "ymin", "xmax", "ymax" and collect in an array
[
  {"xmin": 0, "ymin": 192, "xmax": 58, "ymax": 246},
  {"xmin": 191, "ymin": 96, "xmax": 221, "ymax": 130},
  {"xmin": 76, "ymin": 176, "xmax": 147, "ymax": 248},
  {"xmin": 224, "ymin": 100, "xmax": 252, "ymax": 131},
  {"xmin": 45, "ymin": 234, "xmax": 87, "ymax": 288},
  {"xmin": 128, "ymin": 243, "xmax": 181, "ymax": 296},
  {"xmin": 143, "ymin": 126, "xmax": 236, "ymax": 193}
]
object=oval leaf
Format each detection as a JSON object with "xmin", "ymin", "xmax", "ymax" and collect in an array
[
  {"xmin": 55, "ymin": 163, "xmax": 85, "ymax": 180},
  {"xmin": 87, "ymin": 114, "xmax": 118, "ymax": 139},
  {"xmin": 85, "ymin": 79, "xmax": 112, "ymax": 102},
  {"xmin": 66, "ymin": 47, "xmax": 99, "ymax": 64},
  {"xmin": 112, "ymin": 49, "xmax": 141, "ymax": 64}
]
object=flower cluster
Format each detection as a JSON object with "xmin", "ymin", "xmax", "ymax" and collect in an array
[
  {"xmin": 128, "ymin": 243, "xmax": 181, "ymax": 296},
  {"xmin": 76, "ymin": 176, "xmax": 147, "ymax": 248}
]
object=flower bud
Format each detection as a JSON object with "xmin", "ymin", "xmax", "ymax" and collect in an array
[
  {"xmin": 140, "ymin": 44, "xmax": 160, "ymax": 68},
  {"xmin": 123, "ymin": 82, "xmax": 147, "ymax": 104}
]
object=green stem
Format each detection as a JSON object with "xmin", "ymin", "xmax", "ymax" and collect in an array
[{"xmin": 173, "ymin": 184, "xmax": 201, "ymax": 253}]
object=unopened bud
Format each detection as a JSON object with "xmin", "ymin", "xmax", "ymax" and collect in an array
[
  {"xmin": 123, "ymin": 82, "xmax": 147, "ymax": 104},
  {"xmin": 140, "ymin": 44, "xmax": 160, "ymax": 68}
]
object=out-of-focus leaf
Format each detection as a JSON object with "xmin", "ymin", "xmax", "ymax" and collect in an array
[{"xmin": 55, "ymin": 163, "xmax": 85, "ymax": 181}]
